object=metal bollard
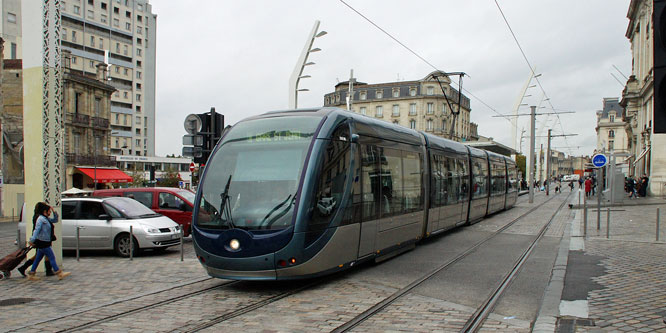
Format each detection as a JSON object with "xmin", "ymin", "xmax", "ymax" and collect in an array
[
  {"xmin": 606, "ymin": 208, "xmax": 610, "ymax": 239},
  {"xmin": 12, "ymin": 208, "xmax": 15, "ymax": 222},
  {"xmin": 583, "ymin": 200, "xmax": 588, "ymax": 238},
  {"xmin": 76, "ymin": 226, "xmax": 81, "ymax": 261},
  {"xmin": 180, "ymin": 227, "xmax": 184, "ymax": 262},
  {"xmin": 17, "ymin": 228, "xmax": 21, "ymax": 248},
  {"xmin": 578, "ymin": 191, "xmax": 581, "ymax": 206},
  {"xmin": 129, "ymin": 225, "xmax": 134, "ymax": 261},
  {"xmin": 657, "ymin": 208, "xmax": 661, "ymax": 242}
]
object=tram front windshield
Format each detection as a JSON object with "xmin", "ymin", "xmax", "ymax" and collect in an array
[{"xmin": 195, "ymin": 116, "xmax": 322, "ymax": 231}]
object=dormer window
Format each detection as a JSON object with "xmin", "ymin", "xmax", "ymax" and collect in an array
[
  {"xmin": 409, "ymin": 87, "xmax": 417, "ymax": 96},
  {"xmin": 609, "ymin": 113, "xmax": 615, "ymax": 122},
  {"xmin": 359, "ymin": 91, "xmax": 367, "ymax": 100},
  {"xmin": 392, "ymin": 88, "xmax": 400, "ymax": 98},
  {"xmin": 376, "ymin": 90, "xmax": 383, "ymax": 99}
]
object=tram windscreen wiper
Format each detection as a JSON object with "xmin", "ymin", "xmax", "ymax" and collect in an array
[
  {"xmin": 218, "ymin": 175, "xmax": 235, "ymax": 229},
  {"xmin": 259, "ymin": 194, "xmax": 295, "ymax": 229}
]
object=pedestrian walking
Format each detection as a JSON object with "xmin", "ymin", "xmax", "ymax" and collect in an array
[
  {"xmin": 26, "ymin": 202, "xmax": 71, "ymax": 281},
  {"xmin": 569, "ymin": 181, "xmax": 574, "ymax": 191},
  {"xmin": 585, "ymin": 177, "xmax": 592, "ymax": 198},
  {"xmin": 627, "ymin": 176, "xmax": 638, "ymax": 199},
  {"xmin": 578, "ymin": 177, "xmax": 584, "ymax": 189}
]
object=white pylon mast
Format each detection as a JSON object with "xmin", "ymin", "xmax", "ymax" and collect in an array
[{"xmin": 511, "ymin": 69, "xmax": 536, "ymax": 157}]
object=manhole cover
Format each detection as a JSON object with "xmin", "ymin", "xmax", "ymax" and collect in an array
[{"xmin": 0, "ymin": 298, "xmax": 36, "ymax": 306}]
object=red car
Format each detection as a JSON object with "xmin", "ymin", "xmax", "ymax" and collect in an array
[{"xmin": 93, "ymin": 187, "xmax": 195, "ymax": 236}]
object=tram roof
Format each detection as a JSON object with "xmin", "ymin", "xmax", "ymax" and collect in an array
[{"xmin": 421, "ymin": 132, "xmax": 468, "ymax": 155}]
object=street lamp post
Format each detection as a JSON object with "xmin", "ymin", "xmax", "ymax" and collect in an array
[{"xmin": 289, "ymin": 20, "xmax": 326, "ymax": 109}]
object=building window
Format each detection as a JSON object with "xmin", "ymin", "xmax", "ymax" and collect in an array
[
  {"xmin": 136, "ymin": 71, "xmax": 141, "ymax": 79},
  {"xmin": 74, "ymin": 133, "xmax": 81, "ymax": 154},
  {"xmin": 360, "ymin": 91, "xmax": 367, "ymax": 100},
  {"xmin": 376, "ymin": 106, "xmax": 383, "ymax": 117},
  {"xmin": 123, "ymin": 91, "xmax": 128, "ymax": 98},
  {"xmin": 409, "ymin": 103, "xmax": 416, "ymax": 115},
  {"xmin": 90, "ymin": 60, "xmax": 95, "ymax": 68},
  {"xmin": 125, "ymin": 22, "xmax": 131, "ymax": 30},
  {"xmin": 115, "ymin": 66, "xmax": 120, "ymax": 73},
  {"xmin": 137, "ymin": 26, "xmax": 142, "ymax": 34},
  {"xmin": 124, "ymin": 45, "xmax": 128, "ymax": 55},
  {"xmin": 7, "ymin": 12, "xmax": 17, "ymax": 23},
  {"xmin": 427, "ymin": 103, "xmax": 434, "ymax": 114},
  {"xmin": 87, "ymin": 10, "xmax": 94, "ymax": 19},
  {"xmin": 101, "ymin": 2, "xmax": 107, "ymax": 10},
  {"xmin": 114, "ymin": 6, "xmax": 119, "ymax": 14},
  {"xmin": 72, "ymin": 31, "xmax": 77, "ymax": 42},
  {"xmin": 136, "ymin": 94, "xmax": 141, "ymax": 101},
  {"xmin": 137, "ymin": 15, "xmax": 143, "ymax": 22},
  {"xmin": 137, "ymin": 60, "xmax": 142, "ymax": 67},
  {"xmin": 74, "ymin": 6, "xmax": 80, "ymax": 14},
  {"xmin": 442, "ymin": 119, "xmax": 447, "ymax": 131},
  {"xmin": 101, "ymin": 14, "xmax": 107, "ymax": 23},
  {"xmin": 137, "ymin": 48, "xmax": 142, "ymax": 56},
  {"xmin": 609, "ymin": 114, "xmax": 615, "ymax": 122},
  {"xmin": 376, "ymin": 90, "xmax": 383, "ymax": 99},
  {"xmin": 136, "ymin": 83, "xmax": 142, "ymax": 90},
  {"xmin": 136, "ymin": 116, "xmax": 141, "ymax": 124},
  {"xmin": 126, "ymin": 10, "xmax": 131, "ymax": 18},
  {"xmin": 136, "ymin": 105, "xmax": 141, "ymax": 112},
  {"xmin": 123, "ymin": 114, "xmax": 128, "ymax": 125},
  {"xmin": 427, "ymin": 86, "xmax": 434, "ymax": 95},
  {"xmin": 137, "ymin": 38, "xmax": 142, "ymax": 45},
  {"xmin": 99, "ymin": 38, "xmax": 104, "ymax": 49},
  {"xmin": 115, "ymin": 114, "xmax": 120, "ymax": 123},
  {"xmin": 608, "ymin": 129, "xmax": 615, "ymax": 138},
  {"xmin": 123, "ymin": 68, "xmax": 128, "ymax": 75},
  {"xmin": 427, "ymin": 119, "xmax": 434, "ymax": 131},
  {"xmin": 409, "ymin": 88, "xmax": 416, "ymax": 96},
  {"xmin": 608, "ymin": 140, "xmax": 614, "ymax": 150},
  {"xmin": 72, "ymin": 56, "xmax": 77, "ymax": 64},
  {"xmin": 115, "ymin": 138, "xmax": 119, "ymax": 148},
  {"xmin": 138, "ymin": 3, "xmax": 143, "ymax": 11},
  {"xmin": 392, "ymin": 104, "xmax": 400, "ymax": 116},
  {"xmin": 88, "ymin": 0, "xmax": 94, "ymax": 5},
  {"xmin": 410, "ymin": 119, "xmax": 416, "ymax": 129},
  {"xmin": 113, "ymin": 18, "xmax": 119, "ymax": 27},
  {"xmin": 63, "ymin": 28, "xmax": 68, "ymax": 41},
  {"xmin": 94, "ymin": 98, "xmax": 101, "ymax": 117},
  {"xmin": 90, "ymin": 36, "xmax": 95, "ymax": 46},
  {"xmin": 136, "ymin": 129, "xmax": 141, "ymax": 135},
  {"xmin": 360, "ymin": 107, "xmax": 366, "ymax": 115},
  {"xmin": 392, "ymin": 88, "xmax": 400, "ymax": 98}
]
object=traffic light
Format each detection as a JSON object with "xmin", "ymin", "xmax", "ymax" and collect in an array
[
  {"xmin": 654, "ymin": 0, "xmax": 666, "ymax": 133},
  {"xmin": 182, "ymin": 107, "xmax": 225, "ymax": 163}
]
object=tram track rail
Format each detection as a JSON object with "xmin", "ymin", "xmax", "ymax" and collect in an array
[
  {"xmin": 460, "ymin": 192, "xmax": 571, "ymax": 332},
  {"xmin": 332, "ymin": 192, "xmax": 566, "ymax": 333},
  {"xmin": 6, "ymin": 276, "xmax": 218, "ymax": 332}
]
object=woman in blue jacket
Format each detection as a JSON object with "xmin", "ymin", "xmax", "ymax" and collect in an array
[{"xmin": 27, "ymin": 202, "xmax": 71, "ymax": 280}]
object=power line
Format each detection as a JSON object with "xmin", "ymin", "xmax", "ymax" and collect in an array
[
  {"xmin": 492, "ymin": 0, "xmax": 574, "ymax": 155},
  {"xmin": 338, "ymin": 0, "xmax": 510, "ymax": 124}
]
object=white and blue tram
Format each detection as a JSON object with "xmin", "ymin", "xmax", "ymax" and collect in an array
[{"xmin": 192, "ymin": 108, "xmax": 518, "ymax": 280}]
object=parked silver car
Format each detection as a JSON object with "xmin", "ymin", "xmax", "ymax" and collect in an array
[{"xmin": 18, "ymin": 197, "xmax": 181, "ymax": 257}]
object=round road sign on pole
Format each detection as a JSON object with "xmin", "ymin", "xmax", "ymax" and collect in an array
[
  {"xmin": 189, "ymin": 162, "xmax": 195, "ymax": 172},
  {"xmin": 591, "ymin": 154, "xmax": 608, "ymax": 168}
]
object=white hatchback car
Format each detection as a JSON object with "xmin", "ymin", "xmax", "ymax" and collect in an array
[{"xmin": 18, "ymin": 197, "xmax": 181, "ymax": 257}]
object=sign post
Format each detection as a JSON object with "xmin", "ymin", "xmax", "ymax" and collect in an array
[{"xmin": 591, "ymin": 154, "xmax": 608, "ymax": 230}]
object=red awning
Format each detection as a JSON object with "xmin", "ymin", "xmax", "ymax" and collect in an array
[{"xmin": 77, "ymin": 168, "xmax": 132, "ymax": 183}]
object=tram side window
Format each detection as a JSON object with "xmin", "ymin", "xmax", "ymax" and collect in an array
[
  {"xmin": 490, "ymin": 163, "xmax": 506, "ymax": 195},
  {"xmin": 361, "ymin": 145, "xmax": 380, "ymax": 222},
  {"xmin": 351, "ymin": 146, "xmax": 363, "ymax": 223},
  {"xmin": 446, "ymin": 157, "xmax": 458, "ymax": 204},
  {"xmin": 458, "ymin": 158, "xmax": 469, "ymax": 201},
  {"xmin": 472, "ymin": 157, "xmax": 488, "ymax": 198},
  {"xmin": 380, "ymin": 148, "xmax": 404, "ymax": 217},
  {"xmin": 508, "ymin": 165, "xmax": 517, "ymax": 192},
  {"xmin": 310, "ymin": 135, "xmax": 351, "ymax": 230},
  {"xmin": 431, "ymin": 154, "xmax": 446, "ymax": 207},
  {"xmin": 403, "ymin": 151, "xmax": 423, "ymax": 212}
]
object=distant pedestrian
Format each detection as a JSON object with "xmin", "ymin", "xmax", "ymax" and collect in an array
[
  {"xmin": 569, "ymin": 181, "xmax": 574, "ymax": 191},
  {"xmin": 639, "ymin": 174, "xmax": 649, "ymax": 197},
  {"xmin": 27, "ymin": 202, "xmax": 71, "ymax": 281},
  {"xmin": 627, "ymin": 176, "xmax": 638, "ymax": 199},
  {"xmin": 578, "ymin": 178, "xmax": 584, "ymax": 189},
  {"xmin": 585, "ymin": 178, "xmax": 592, "ymax": 198}
]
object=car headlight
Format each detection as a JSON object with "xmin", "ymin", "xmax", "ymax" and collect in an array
[{"xmin": 143, "ymin": 226, "xmax": 160, "ymax": 234}]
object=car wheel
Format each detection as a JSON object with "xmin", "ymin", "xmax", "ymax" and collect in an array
[{"xmin": 114, "ymin": 233, "xmax": 139, "ymax": 257}]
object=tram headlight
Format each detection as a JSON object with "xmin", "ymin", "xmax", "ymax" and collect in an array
[{"xmin": 229, "ymin": 239, "xmax": 240, "ymax": 251}]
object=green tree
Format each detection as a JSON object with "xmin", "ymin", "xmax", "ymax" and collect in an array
[
  {"xmin": 515, "ymin": 154, "xmax": 526, "ymax": 179},
  {"xmin": 157, "ymin": 167, "xmax": 181, "ymax": 188}
]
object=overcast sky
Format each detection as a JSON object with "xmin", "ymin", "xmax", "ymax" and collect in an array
[{"xmin": 150, "ymin": 0, "xmax": 632, "ymax": 158}]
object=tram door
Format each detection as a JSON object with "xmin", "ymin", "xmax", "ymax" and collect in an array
[{"xmin": 357, "ymin": 145, "xmax": 381, "ymax": 257}]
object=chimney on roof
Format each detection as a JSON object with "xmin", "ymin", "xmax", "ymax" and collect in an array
[{"xmin": 96, "ymin": 62, "xmax": 108, "ymax": 82}]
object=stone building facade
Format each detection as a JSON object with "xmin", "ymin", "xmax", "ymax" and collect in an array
[
  {"xmin": 596, "ymin": 97, "xmax": 630, "ymax": 155},
  {"xmin": 62, "ymin": 51, "xmax": 117, "ymax": 190},
  {"xmin": 621, "ymin": 0, "xmax": 665, "ymax": 195},
  {"xmin": 324, "ymin": 72, "xmax": 475, "ymax": 142}
]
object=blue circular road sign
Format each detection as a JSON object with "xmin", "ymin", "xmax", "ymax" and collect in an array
[{"xmin": 592, "ymin": 154, "xmax": 608, "ymax": 168}]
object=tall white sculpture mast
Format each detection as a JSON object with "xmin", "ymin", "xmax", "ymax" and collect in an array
[{"xmin": 511, "ymin": 69, "xmax": 536, "ymax": 157}]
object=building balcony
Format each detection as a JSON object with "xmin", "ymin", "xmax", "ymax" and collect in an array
[
  {"xmin": 92, "ymin": 117, "xmax": 110, "ymax": 129},
  {"xmin": 66, "ymin": 153, "xmax": 115, "ymax": 167},
  {"xmin": 67, "ymin": 113, "xmax": 90, "ymax": 127}
]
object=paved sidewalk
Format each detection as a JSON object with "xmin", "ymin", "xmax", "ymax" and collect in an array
[{"xmin": 554, "ymin": 191, "xmax": 666, "ymax": 332}]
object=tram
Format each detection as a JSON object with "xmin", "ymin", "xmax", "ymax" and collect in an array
[{"xmin": 192, "ymin": 108, "xmax": 518, "ymax": 280}]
